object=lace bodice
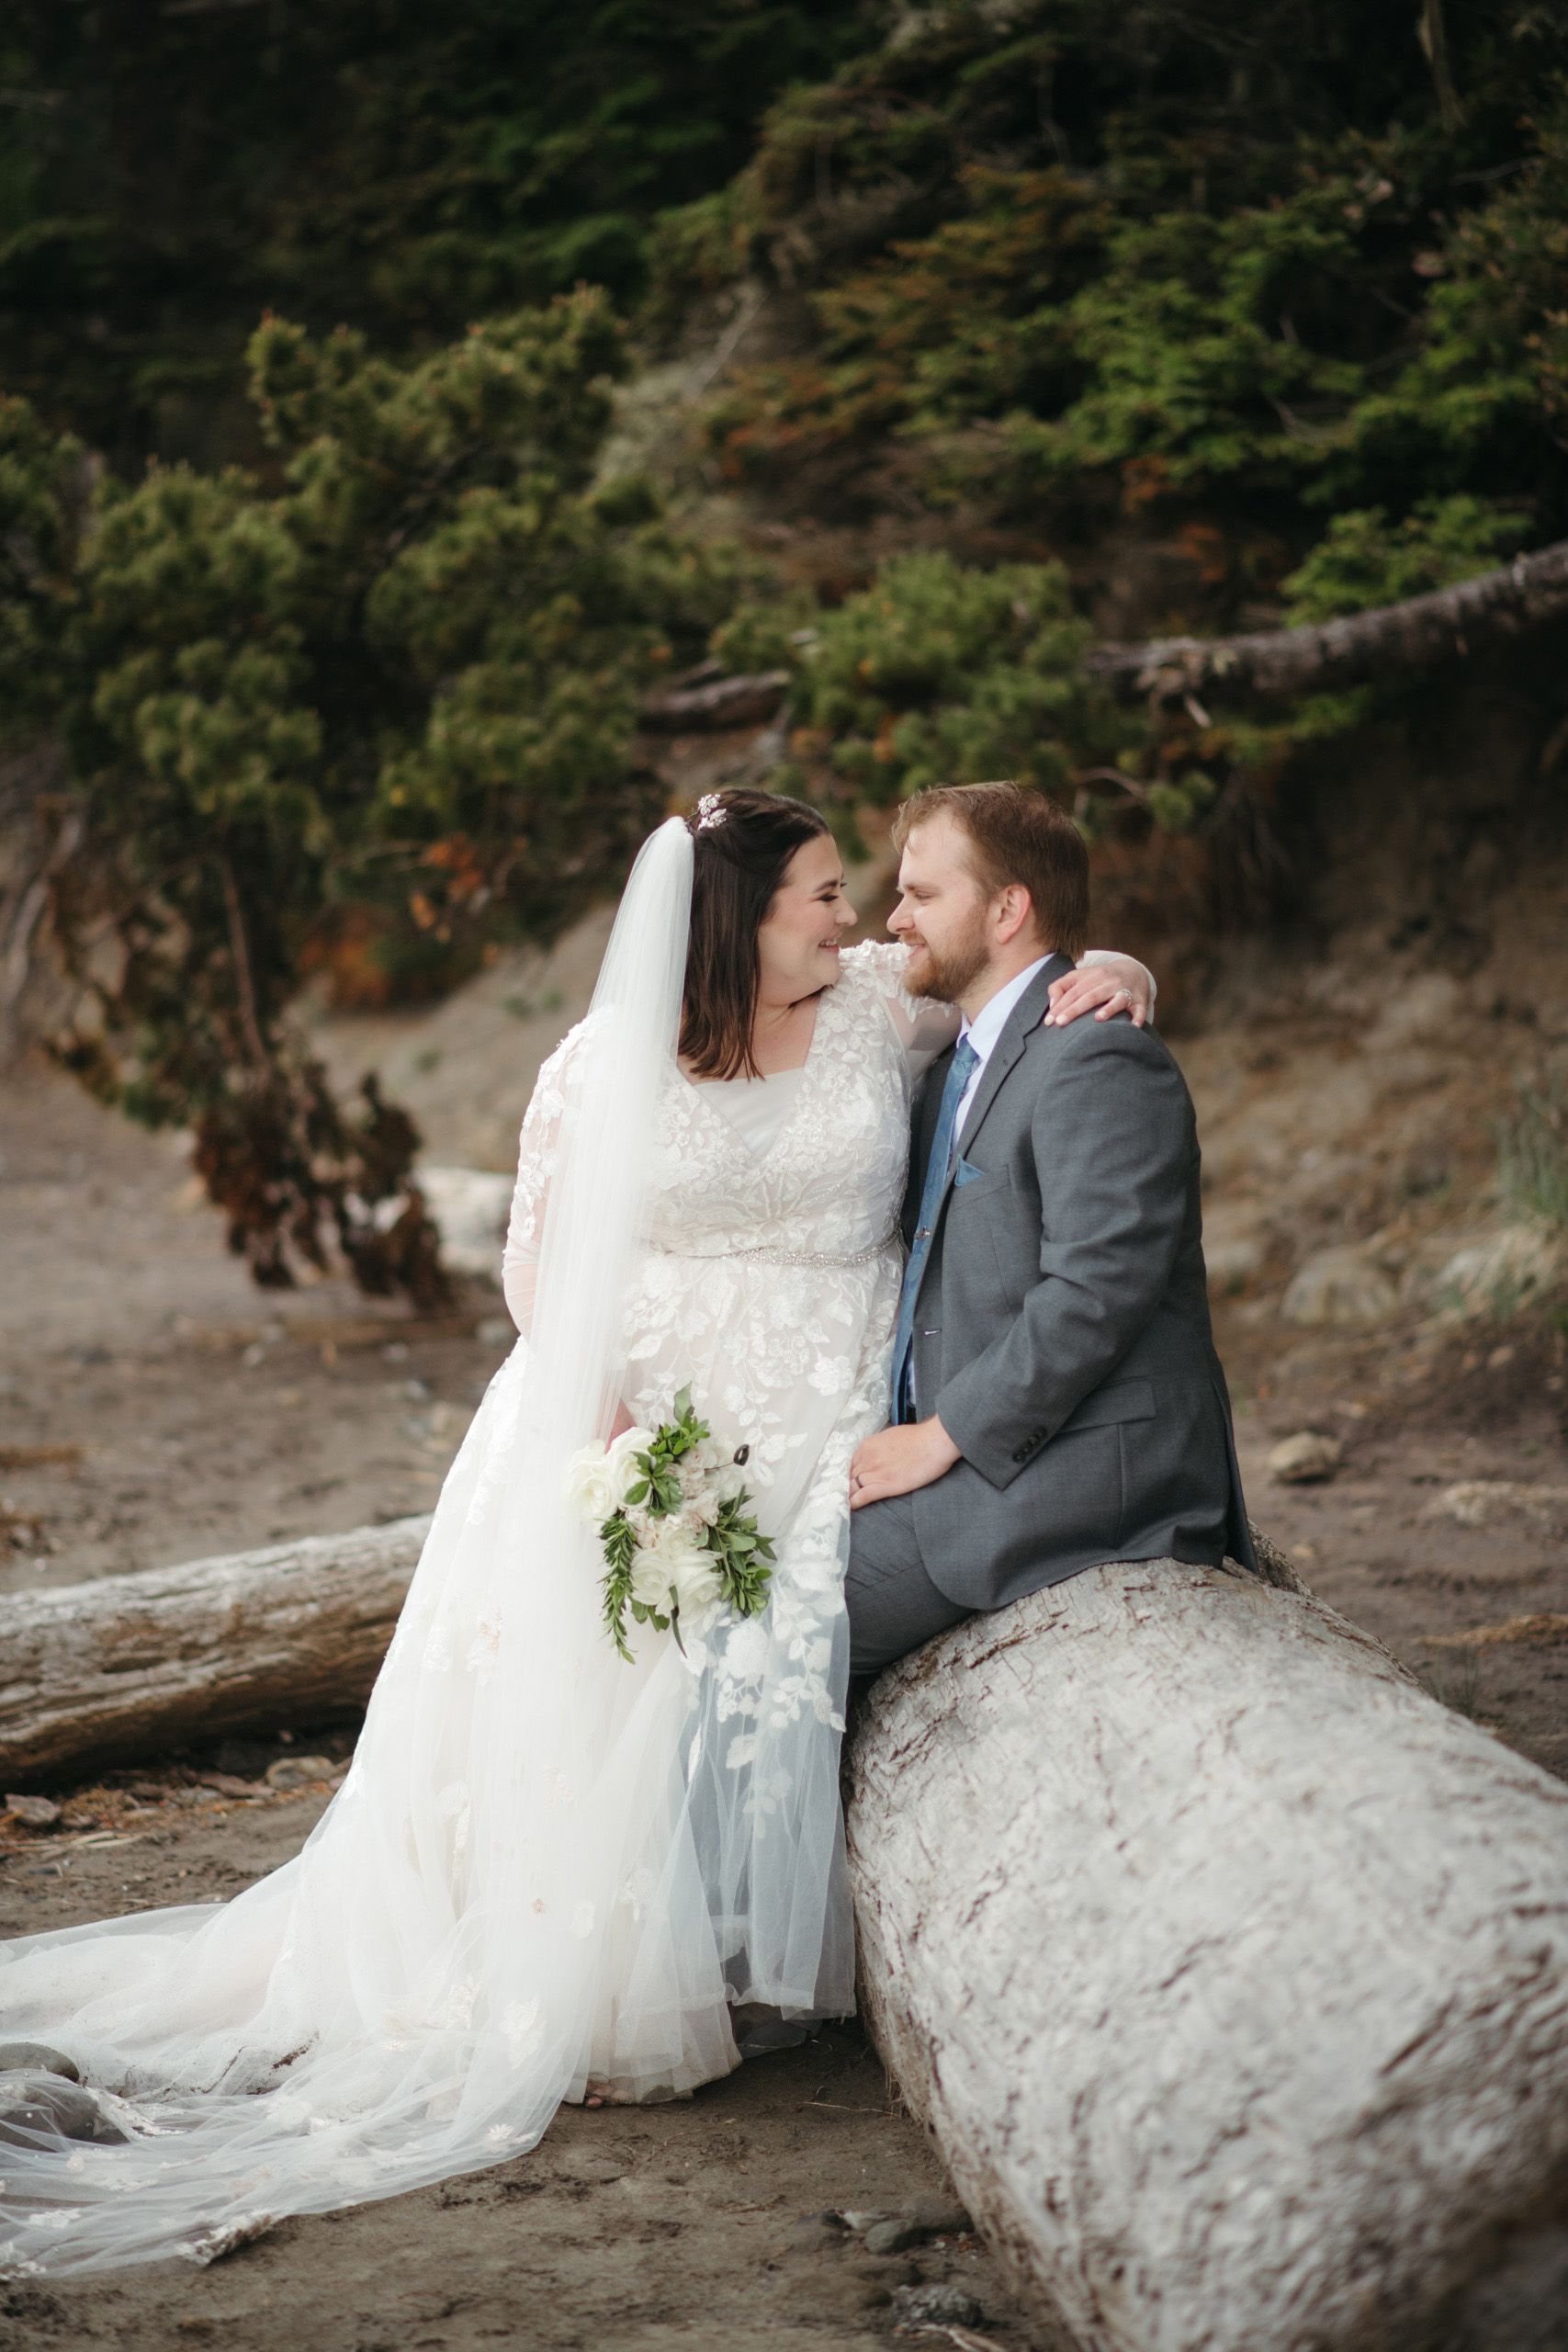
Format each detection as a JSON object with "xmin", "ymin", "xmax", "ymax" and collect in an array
[
  {"xmin": 502, "ymin": 942, "xmax": 951, "ymax": 1324},
  {"xmin": 502, "ymin": 939, "xmax": 1148, "ymax": 1318}
]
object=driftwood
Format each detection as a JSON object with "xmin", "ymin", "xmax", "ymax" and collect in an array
[
  {"xmin": 0, "ymin": 1515, "xmax": 1295, "ymax": 1791},
  {"xmin": 10, "ymin": 1517, "xmax": 1568, "ymax": 2350},
  {"xmin": 639, "ymin": 668, "xmax": 792, "ymax": 731},
  {"xmin": 637, "ymin": 538, "xmax": 1568, "ymax": 737},
  {"xmin": 845, "ymin": 1555, "xmax": 1568, "ymax": 2352},
  {"xmin": 0, "ymin": 1519, "xmax": 428, "ymax": 1787},
  {"xmin": 1085, "ymin": 537, "xmax": 1568, "ymax": 704}
]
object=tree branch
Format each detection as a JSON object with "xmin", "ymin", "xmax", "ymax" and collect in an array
[
  {"xmin": 637, "ymin": 540, "xmax": 1568, "ymax": 738},
  {"xmin": 640, "ymin": 668, "xmax": 792, "ymax": 731},
  {"xmin": 1084, "ymin": 537, "xmax": 1568, "ymax": 703},
  {"xmin": 220, "ymin": 854, "xmax": 273, "ymax": 1072}
]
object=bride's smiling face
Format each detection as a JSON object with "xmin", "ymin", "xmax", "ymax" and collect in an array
[{"xmin": 755, "ymin": 835, "xmax": 856, "ymax": 1006}]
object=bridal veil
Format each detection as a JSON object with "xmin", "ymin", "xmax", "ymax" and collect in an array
[{"xmin": 0, "ymin": 818, "xmax": 748, "ymax": 2273}]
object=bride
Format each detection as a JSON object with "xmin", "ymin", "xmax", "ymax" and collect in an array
[{"xmin": 0, "ymin": 787, "xmax": 1151, "ymax": 2273}]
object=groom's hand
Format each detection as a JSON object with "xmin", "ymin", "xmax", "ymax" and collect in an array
[{"xmin": 850, "ymin": 1416, "xmax": 961, "ymax": 1509}]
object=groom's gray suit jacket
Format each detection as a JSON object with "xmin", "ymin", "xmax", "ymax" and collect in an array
[{"xmin": 880, "ymin": 954, "xmax": 1255, "ymax": 1609}]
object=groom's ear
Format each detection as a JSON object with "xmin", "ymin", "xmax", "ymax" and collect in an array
[{"xmin": 992, "ymin": 881, "xmax": 1037, "ymax": 948}]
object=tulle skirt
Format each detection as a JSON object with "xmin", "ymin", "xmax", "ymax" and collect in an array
[{"xmin": 0, "ymin": 1247, "xmax": 894, "ymax": 2275}]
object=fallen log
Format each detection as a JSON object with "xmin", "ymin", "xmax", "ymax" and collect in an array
[
  {"xmin": 7, "ymin": 1519, "xmax": 1568, "ymax": 2338},
  {"xmin": 639, "ymin": 668, "xmax": 791, "ymax": 730},
  {"xmin": 1086, "ymin": 537, "xmax": 1568, "ymax": 704},
  {"xmin": 642, "ymin": 538, "xmax": 1568, "ymax": 735},
  {"xmin": 0, "ymin": 1515, "xmax": 1297, "ymax": 1790},
  {"xmin": 0, "ymin": 1519, "xmax": 428, "ymax": 1787},
  {"xmin": 845, "ymin": 1556, "xmax": 1568, "ymax": 2352}
]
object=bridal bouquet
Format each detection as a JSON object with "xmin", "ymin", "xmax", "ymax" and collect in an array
[{"xmin": 565, "ymin": 1387, "xmax": 775, "ymax": 1661}]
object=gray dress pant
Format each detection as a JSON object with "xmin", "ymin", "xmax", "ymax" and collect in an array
[{"xmin": 844, "ymin": 1490, "xmax": 971, "ymax": 1679}]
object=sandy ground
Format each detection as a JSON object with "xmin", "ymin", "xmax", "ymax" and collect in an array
[
  {"xmin": 0, "ymin": 1782, "xmax": 1039, "ymax": 2352},
  {"xmin": 2, "ymin": 981, "xmax": 1566, "ymax": 2345},
  {"xmin": 1, "ymin": 1061, "xmax": 1050, "ymax": 2351}
]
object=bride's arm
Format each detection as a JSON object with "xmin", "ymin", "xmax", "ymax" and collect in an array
[
  {"xmin": 502, "ymin": 1029, "xmax": 638, "ymax": 1440},
  {"xmin": 1051, "ymin": 949, "xmax": 1157, "ymax": 1027},
  {"xmin": 501, "ymin": 1026, "xmax": 581, "ymax": 1339}
]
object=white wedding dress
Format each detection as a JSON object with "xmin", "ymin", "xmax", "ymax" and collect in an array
[{"xmin": 0, "ymin": 808, "xmax": 1135, "ymax": 2276}]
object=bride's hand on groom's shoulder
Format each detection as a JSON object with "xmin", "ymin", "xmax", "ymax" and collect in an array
[
  {"xmin": 1044, "ymin": 954, "xmax": 1153, "ymax": 1028},
  {"xmin": 850, "ymin": 1417, "xmax": 961, "ymax": 1509}
]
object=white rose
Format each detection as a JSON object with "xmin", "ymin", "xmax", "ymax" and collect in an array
[
  {"xmin": 563, "ymin": 1442, "xmax": 618, "ymax": 1524},
  {"xmin": 628, "ymin": 1549, "xmax": 675, "ymax": 1611},
  {"xmin": 682, "ymin": 1474, "xmax": 725, "ymax": 1527},
  {"xmin": 674, "ymin": 1550, "xmax": 724, "ymax": 1617},
  {"xmin": 604, "ymin": 1424, "xmax": 655, "ymax": 1503}
]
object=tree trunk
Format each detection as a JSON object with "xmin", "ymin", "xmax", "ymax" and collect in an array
[
  {"xmin": 12, "ymin": 1523, "xmax": 1568, "ymax": 2348},
  {"xmin": 1084, "ymin": 537, "xmax": 1568, "ymax": 703},
  {"xmin": 0, "ymin": 1519, "xmax": 428, "ymax": 1788},
  {"xmin": 845, "ymin": 1556, "xmax": 1568, "ymax": 2352},
  {"xmin": 639, "ymin": 668, "xmax": 791, "ymax": 730},
  {"xmin": 655, "ymin": 539, "xmax": 1568, "ymax": 730}
]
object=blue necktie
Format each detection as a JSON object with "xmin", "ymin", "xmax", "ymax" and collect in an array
[{"xmin": 890, "ymin": 1036, "xmax": 978, "ymax": 1422}]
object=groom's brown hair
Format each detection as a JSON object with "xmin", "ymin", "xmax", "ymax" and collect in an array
[{"xmin": 892, "ymin": 781, "xmax": 1089, "ymax": 961}]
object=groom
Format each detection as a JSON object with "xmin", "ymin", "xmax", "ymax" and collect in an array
[{"xmin": 845, "ymin": 781, "xmax": 1255, "ymax": 1674}]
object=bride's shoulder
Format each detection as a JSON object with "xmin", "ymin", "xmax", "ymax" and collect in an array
[
  {"xmin": 834, "ymin": 940, "xmax": 959, "ymax": 1069},
  {"xmin": 521, "ymin": 1015, "xmax": 593, "ymax": 1127},
  {"xmin": 836, "ymin": 939, "xmax": 917, "ymax": 1002}
]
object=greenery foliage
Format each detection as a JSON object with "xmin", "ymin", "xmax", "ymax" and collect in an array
[
  {"xmin": 0, "ymin": 2, "xmax": 870, "ymax": 470},
  {"xmin": 4, "ymin": 1, "xmax": 1567, "ymax": 1295},
  {"xmin": 723, "ymin": 549, "xmax": 1231, "ymax": 835},
  {"xmin": 11, "ymin": 290, "xmax": 738, "ymax": 1291},
  {"xmin": 1497, "ymin": 1074, "xmax": 1568, "ymax": 1232},
  {"xmin": 688, "ymin": 3, "xmax": 1568, "ymax": 602}
]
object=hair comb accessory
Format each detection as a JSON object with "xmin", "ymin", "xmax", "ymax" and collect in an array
[{"xmin": 693, "ymin": 793, "xmax": 728, "ymax": 833}]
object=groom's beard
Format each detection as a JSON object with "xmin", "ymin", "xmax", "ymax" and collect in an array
[{"xmin": 903, "ymin": 916, "xmax": 991, "ymax": 1005}]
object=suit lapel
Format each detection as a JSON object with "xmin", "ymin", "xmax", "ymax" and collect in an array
[{"xmin": 930, "ymin": 954, "xmax": 1074, "ymax": 1225}]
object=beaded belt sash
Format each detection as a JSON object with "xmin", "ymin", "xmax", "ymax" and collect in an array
[{"xmin": 650, "ymin": 1230, "xmax": 900, "ymax": 1271}]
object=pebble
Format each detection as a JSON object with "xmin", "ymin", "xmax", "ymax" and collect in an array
[
  {"xmin": 1280, "ymin": 1247, "xmax": 1398, "ymax": 1329},
  {"xmin": 863, "ymin": 2217, "xmax": 927, "ymax": 2256},
  {"xmin": 1422, "ymin": 1479, "xmax": 1568, "ymax": 1530},
  {"xmin": 893, "ymin": 2281, "xmax": 984, "ymax": 2327},
  {"xmin": 0, "ymin": 2041, "xmax": 80, "ymax": 2082},
  {"xmin": 4, "ymin": 1793, "xmax": 62, "ymax": 1828},
  {"xmin": 0, "ymin": 2071, "xmax": 128, "ymax": 2147},
  {"xmin": 1267, "ymin": 1431, "xmax": 1343, "ymax": 1485},
  {"xmin": 907, "ymin": 2193, "xmax": 973, "ymax": 2234},
  {"xmin": 264, "ymin": 1755, "xmax": 337, "ymax": 1792}
]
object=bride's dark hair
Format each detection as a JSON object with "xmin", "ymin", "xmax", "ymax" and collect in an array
[{"xmin": 681, "ymin": 788, "xmax": 831, "ymax": 1080}]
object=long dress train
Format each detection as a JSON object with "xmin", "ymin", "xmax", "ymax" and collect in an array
[{"xmin": 0, "ymin": 865, "xmax": 934, "ymax": 2270}]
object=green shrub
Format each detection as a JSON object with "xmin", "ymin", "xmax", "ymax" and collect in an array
[
  {"xmin": 12, "ymin": 289, "xmax": 739, "ymax": 1295},
  {"xmin": 1497, "ymin": 1074, "xmax": 1568, "ymax": 1231},
  {"xmin": 1282, "ymin": 496, "xmax": 1528, "ymax": 623},
  {"xmin": 726, "ymin": 549, "xmax": 1134, "ymax": 814}
]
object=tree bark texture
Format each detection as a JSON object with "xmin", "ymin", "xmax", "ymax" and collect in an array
[
  {"xmin": 1084, "ymin": 538, "xmax": 1568, "ymax": 703},
  {"xmin": 844, "ymin": 1556, "xmax": 1568, "ymax": 2352},
  {"xmin": 0, "ymin": 1519, "xmax": 429, "ymax": 1787}
]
